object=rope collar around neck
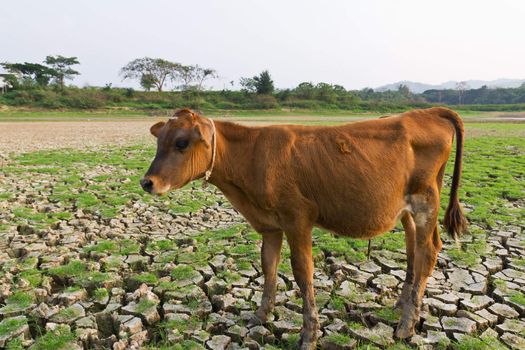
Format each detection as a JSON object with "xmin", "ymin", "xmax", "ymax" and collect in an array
[{"xmin": 204, "ymin": 118, "xmax": 216, "ymax": 183}]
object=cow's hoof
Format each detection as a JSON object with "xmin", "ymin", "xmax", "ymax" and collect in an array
[
  {"xmin": 299, "ymin": 341, "xmax": 316, "ymax": 350},
  {"xmin": 247, "ymin": 309, "xmax": 267, "ymax": 326},
  {"xmin": 395, "ymin": 319, "xmax": 416, "ymax": 339},
  {"xmin": 298, "ymin": 329, "xmax": 317, "ymax": 350},
  {"xmin": 393, "ymin": 299, "xmax": 405, "ymax": 311}
]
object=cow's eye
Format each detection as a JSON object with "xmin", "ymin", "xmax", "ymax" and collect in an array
[{"xmin": 175, "ymin": 139, "xmax": 189, "ymax": 150}]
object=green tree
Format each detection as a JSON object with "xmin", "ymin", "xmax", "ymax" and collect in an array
[
  {"xmin": 253, "ymin": 70, "xmax": 274, "ymax": 94},
  {"xmin": 239, "ymin": 77, "xmax": 257, "ymax": 93},
  {"xmin": 44, "ymin": 55, "xmax": 80, "ymax": 89},
  {"xmin": 1, "ymin": 62, "xmax": 57, "ymax": 87},
  {"xmin": 140, "ymin": 74, "xmax": 156, "ymax": 91},
  {"xmin": 294, "ymin": 82, "xmax": 315, "ymax": 99},
  {"xmin": 397, "ymin": 84, "xmax": 411, "ymax": 98},
  {"xmin": 316, "ymin": 82, "xmax": 337, "ymax": 103},
  {"xmin": 120, "ymin": 57, "xmax": 179, "ymax": 92},
  {"xmin": 176, "ymin": 65, "xmax": 196, "ymax": 91},
  {"xmin": 194, "ymin": 66, "xmax": 217, "ymax": 91},
  {"xmin": 240, "ymin": 70, "xmax": 274, "ymax": 94},
  {"xmin": 0, "ymin": 73, "xmax": 18, "ymax": 90}
]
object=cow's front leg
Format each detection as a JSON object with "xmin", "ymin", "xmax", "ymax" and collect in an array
[
  {"xmin": 254, "ymin": 231, "xmax": 283, "ymax": 323},
  {"xmin": 286, "ymin": 229, "xmax": 318, "ymax": 350}
]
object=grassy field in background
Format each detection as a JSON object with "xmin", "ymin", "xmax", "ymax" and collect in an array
[{"xmin": 1, "ymin": 107, "xmax": 525, "ymax": 122}]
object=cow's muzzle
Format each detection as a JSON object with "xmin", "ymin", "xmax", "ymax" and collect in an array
[{"xmin": 140, "ymin": 177, "xmax": 154, "ymax": 193}]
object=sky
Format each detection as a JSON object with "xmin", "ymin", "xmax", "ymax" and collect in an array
[{"xmin": 1, "ymin": 0, "xmax": 524, "ymax": 90}]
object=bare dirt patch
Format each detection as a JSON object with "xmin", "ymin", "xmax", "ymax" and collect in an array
[
  {"xmin": 0, "ymin": 120, "xmax": 158, "ymax": 154},
  {"xmin": 3, "ymin": 116, "xmax": 524, "ymax": 156}
]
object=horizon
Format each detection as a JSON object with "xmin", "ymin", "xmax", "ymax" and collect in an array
[{"xmin": 1, "ymin": 0, "xmax": 524, "ymax": 91}]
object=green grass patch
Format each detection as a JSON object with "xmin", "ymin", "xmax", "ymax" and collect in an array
[
  {"xmin": 31, "ymin": 325, "xmax": 76, "ymax": 350},
  {"xmin": 313, "ymin": 228, "xmax": 368, "ymax": 263},
  {"xmin": 217, "ymin": 270, "xmax": 241, "ymax": 284},
  {"xmin": 509, "ymin": 291, "xmax": 525, "ymax": 306},
  {"xmin": 75, "ymin": 271, "xmax": 111, "ymax": 288},
  {"xmin": 12, "ymin": 207, "xmax": 47, "ymax": 222},
  {"xmin": 83, "ymin": 240, "xmax": 118, "ymax": 254},
  {"xmin": 93, "ymin": 288, "xmax": 109, "ymax": 300},
  {"xmin": 119, "ymin": 239, "xmax": 141, "ymax": 255},
  {"xmin": 47, "ymin": 260, "xmax": 87, "ymax": 278},
  {"xmin": 0, "ymin": 317, "xmax": 28, "ymax": 338},
  {"xmin": 147, "ymin": 239, "xmax": 175, "ymax": 252},
  {"xmin": 451, "ymin": 335, "xmax": 507, "ymax": 350},
  {"xmin": 512, "ymin": 258, "xmax": 525, "ymax": 267},
  {"xmin": 0, "ymin": 192, "xmax": 13, "ymax": 200},
  {"xmin": 132, "ymin": 272, "xmax": 158, "ymax": 285},
  {"xmin": 18, "ymin": 269, "xmax": 42, "ymax": 287},
  {"xmin": 85, "ymin": 238, "xmax": 140, "ymax": 256},
  {"xmin": 386, "ymin": 344, "xmax": 412, "ymax": 350},
  {"xmin": 19, "ymin": 256, "xmax": 38, "ymax": 269},
  {"xmin": 375, "ymin": 307, "xmax": 402, "ymax": 322},
  {"xmin": 5, "ymin": 338, "xmax": 24, "ymax": 350},
  {"xmin": 157, "ymin": 316, "xmax": 201, "ymax": 334},
  {"xmin": 54, "ymin": 306, "xmax": 81, "ymax": 320},
  {"xmin": 3, "ymin": 291, "xmax": 34, "ymax": 308},
  {"xmin": 236, "ymin": 259, "xmax": 253, "ymax": 271},
  {"xmin": 378, "ymin": 232, "xmax": 405, "ymax": 251},
  {"xmin": 348, "ymin": 321, "xmax": 364, "ymax": 330},
  {"xmin": 447, "ymin": 248, "xmax": 480, "ymax": 267},
  {"xmin": 64, "ymin": 286, "xmax": 82, "ymax": 293},
  {"xmin": 136, "ymin": 299, "xmax": 158, "ymax": 313},
  {"xmin": 328, "ymin": 295, "xmax": 347, "ymax": 311},
  {"xmin": 147, "ymin": 340, "xmax": 205, "ymax": 350},
  {"xmin": 325, "ymin": 333, "xmax": 355, "ymax": 346},
  {"xmin": 170, "ymin": 265, "xmax": 196, "ymax": 280}
]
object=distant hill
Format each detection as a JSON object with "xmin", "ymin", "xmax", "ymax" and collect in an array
[{"xmin": 375, "ymin": 78, "xmax": 525, "ymax": 93}]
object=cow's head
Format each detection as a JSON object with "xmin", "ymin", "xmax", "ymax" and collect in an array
[{"xmin": 140, "ymin": 109, "xmax": 215, "ymax": 195}]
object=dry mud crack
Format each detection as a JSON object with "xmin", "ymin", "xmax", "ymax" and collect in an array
[{"xmin": 1, "ymin": 186, "xmax": 524, "ymax": 349}]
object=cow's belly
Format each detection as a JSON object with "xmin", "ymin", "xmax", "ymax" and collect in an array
[
  {"xmin": 314, "ymin": 192, "xmax": 407, "ymax": 240},
  {"xmin": 316, "ymin": 210, "xmax": 401, "ymax": 239}
]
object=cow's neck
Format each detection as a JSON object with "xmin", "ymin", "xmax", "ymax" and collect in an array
[{"xmin": 208, "ymin": 121, "xmax": 258, "ymax": 192}]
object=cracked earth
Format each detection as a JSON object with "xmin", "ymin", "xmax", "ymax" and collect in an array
[{"xmin": 0, "ymin": 121, "xmax": 524, "ymax": 349}]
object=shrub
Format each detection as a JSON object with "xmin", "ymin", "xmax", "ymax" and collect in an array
[
  {"xmin": 249, "ymin": 95, "xmax": 279, "ymax": 109},
  {"xmin": 32, "ymin": 90, "xmax": 63, "ymax": 108},
  {"xmin": 282, "ymin": 98, "xmax": 320, "ymax": 109},
  {"xmin": 214, "ymin": 101, "xmax": 240, "ymax": 109},
  {"xmin": 60, "ymin": 93, "xmax": 104, "ymax": 109},
  {"xmin": 2, "ymin": 90, "xmax": 35, "ymax": 105}
]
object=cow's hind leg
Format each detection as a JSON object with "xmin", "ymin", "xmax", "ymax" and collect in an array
[
  {"xmin": 286, "ymin": 229, "xmax": 319, "ymax": 350},
  {"xmin": 253, "ymin": 231, "xmax": 283, "ymax": 323},
  {"xmin": 396, "ymin": 190, "xmax": 443, "ymax": 339},
  {"xmin": 395, "ymin": 212, "xmax": 416, "ymax": 310}
]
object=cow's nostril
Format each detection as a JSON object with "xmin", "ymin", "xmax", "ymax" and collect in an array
[{"xmin": 140, "ymin": 178, "xmax": 153, "ymax": 192}]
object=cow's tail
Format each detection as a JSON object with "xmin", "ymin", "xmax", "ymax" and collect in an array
[{"xmin": 438, "ymin": 108, "xmax": 468, "ymax": 241}]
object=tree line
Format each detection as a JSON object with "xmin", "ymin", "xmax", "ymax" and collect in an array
[
  {"xmin": 2, "ymin": 56, "xmax": 525, "ymax": 110},
  {"xmin": 119, "ymin": 57, "xmax": 217, "ymax": 92},
  {"xmin": 1, "ymin": 55, "xmax": 80, "ymax": 89}
]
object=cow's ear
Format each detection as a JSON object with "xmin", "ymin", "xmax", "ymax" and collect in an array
[
  {"xmin": 150, "ymin": 121, "xmax": 165, "ymax": 138},
  {"xmin": 192, "ymin": 124, "xmax": 206, "ymax": 143}
]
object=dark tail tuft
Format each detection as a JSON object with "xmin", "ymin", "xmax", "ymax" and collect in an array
[
  {"xmin": 438, "ymin": 108, "xmax": 468, "ymax": 240},
  {"xmin": 443, "ymin": 196, "xmax": 468, "ymax": 241}
]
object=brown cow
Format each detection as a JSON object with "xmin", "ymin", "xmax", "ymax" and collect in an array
[{"xmin": 141, "ymin": 107, "xmax": 467, "ymax": 349}]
